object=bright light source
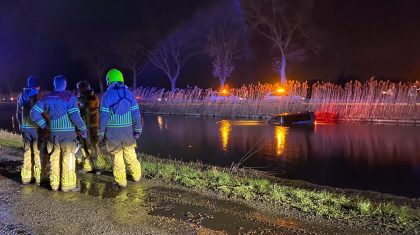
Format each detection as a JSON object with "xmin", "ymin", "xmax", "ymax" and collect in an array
[
  {"xmin": 222, "ymin": 89, "xmax": 228, "ymax": 94},
  {"xmin": 157, "ymin": 98, "xmax": 162, "ymax": 101},
  {"xmin": 10, "ymin": 97, "xmax": 14, "ymax": 101},
  {"xmin": 277, "ymin": 88, "xmax": 286, "ymax": 94}
]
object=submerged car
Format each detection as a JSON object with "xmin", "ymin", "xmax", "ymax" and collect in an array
[{"xmin": 268, "ymin": 111, "xmax": 315, "ymax": 125}]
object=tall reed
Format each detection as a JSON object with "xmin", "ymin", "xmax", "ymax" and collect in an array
[{"xmin": 135, "ymin": 79, "xmax": 419, "ymax": 121}]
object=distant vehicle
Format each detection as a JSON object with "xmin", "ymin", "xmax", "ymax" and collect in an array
[
  {"xmin": 209, "ymin": 89, "xmax": 244, "ymax": 102},
  {"xmin": 268, "ymin": 111, "xmax": 315, "ymax": 125},
  {"xmin": 0, "ymin": 96, "xmax": 16, "ymax": 103},
  {"xmin": 264, "ymin": 88, "xmax": 305, "ymax": 102}
]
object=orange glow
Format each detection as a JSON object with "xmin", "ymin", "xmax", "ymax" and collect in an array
[
  {"xmin": 277, "ymin": 88, "xmax": 286, "ymax": 94},
  {"xmin": 274, "ymin": 126, "xmax": 288, "ymax": 156},
  {"xmin": 219, "ymin": 85, "xmax": 230, "ymax": 96},
  {"xmin": 157, "ymin": 115, "xmax": 164, "ymax": 131},
  {"xmin": 219, "ymin": 120, "xmax": 232, "ymax": 151}
]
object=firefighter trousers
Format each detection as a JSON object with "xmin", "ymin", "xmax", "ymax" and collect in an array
[{"xmin": 47, "ymin": 133, "xmax": 77, "ymax": 191}]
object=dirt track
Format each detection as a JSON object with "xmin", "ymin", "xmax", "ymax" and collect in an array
[{"xmin": 0, "ymin": 146, "xmax": 380, "ymax": 235}]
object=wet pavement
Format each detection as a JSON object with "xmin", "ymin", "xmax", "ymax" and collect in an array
[{"xmin": 0, "ymin": 147, "xmax": 376, "ymax": 234}]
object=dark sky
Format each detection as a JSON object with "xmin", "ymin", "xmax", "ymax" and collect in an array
[{"xmin": 1, "ymin": 0, "xmax": 420, "ymax": 93}]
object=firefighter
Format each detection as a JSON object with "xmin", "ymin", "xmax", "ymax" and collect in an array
[
  {"xmin": 16, "ymin": 76, "xmax": 43, "ymax": 185},
  {"xmin": 99, "ymin": 69, "xmax": 142, "ymax": 188},
  {"xmin": 76, "ymin": 81, "xmax": 101, "ymax": 173},
  {"xmin": 30, "ymin": 75, "xmax": 87, "ymax": 192}
]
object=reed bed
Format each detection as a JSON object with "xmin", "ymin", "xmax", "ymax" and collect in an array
[{"xmin": 136, "ymin": 80, "xmax": 419, "ymax": 121}]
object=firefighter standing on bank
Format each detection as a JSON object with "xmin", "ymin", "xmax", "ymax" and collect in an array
[
  {"xmin": 98, "ymin": 69, "xmax": 142, "ymax": 188},
  {"xmin": 76, "ymin": 81, "xmax": 102, "ymax": 173},
  {"xmin": 31, "ymin": 75, "xmax": 87, "ymax": 192},
  {"xmin": 16, "ymin": 76, "xmax": 44, "ymax": 185}
]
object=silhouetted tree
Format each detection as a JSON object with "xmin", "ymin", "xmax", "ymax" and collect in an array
[
  {"xmin": 242, "ymin": 0, "xmax": 320, "ymax": 83},
  {"xmin": 145, "ymin": 33, "xmax": 193, "ymax": 92},
  {"xmin": 205, "ymin": 14, "xmax": 241, "ymax": 89},
  {"xmin": 116, "ymin": 33, "xmax": 147, "ymax": 91}
]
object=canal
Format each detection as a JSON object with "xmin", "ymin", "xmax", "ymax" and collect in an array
[{"xmin": 2, "ymin": 103, "xmax": 419, "ymax": 197}]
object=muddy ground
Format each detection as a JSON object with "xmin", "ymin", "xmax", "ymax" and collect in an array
[{"xmin": 0, "ymin": 146, "xmax": 394, "ymax": 234}]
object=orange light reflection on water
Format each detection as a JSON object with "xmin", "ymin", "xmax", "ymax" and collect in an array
[
  {"xmin": 219, "ymin": 120, "xmax": 232, "ymax": 151},
  {"xmin": 274, "ymin": 126, "xmax": 288, "ymax": 156},
  {"xmin": 157, "ymin": 115, "xmax": 164, "ymax": 131}
]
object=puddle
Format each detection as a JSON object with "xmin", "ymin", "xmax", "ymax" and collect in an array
[
  {"xmin": 76, "ymin": 176, "xmax": 298, "ymax": 233},
  {"xmin": 146, "ymin": 186, "xmax": 291, "ymax": 234},
  {"xmin": 1, "ymin": 163, "xmax": 299, "ymax": 234},
  {"xmin": 149, "ymin": 201, "xmax": 273, "ymax": 234},
  {"xmin": 79, "ymin": 178, "xmax": 121, "ymax": 199}
]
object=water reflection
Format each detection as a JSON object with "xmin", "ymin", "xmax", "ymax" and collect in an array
[
  {"xmin": 138, "ymin": 115, "xmax": 420, "ymax": 197},
  {"xmin": 274, "ymin": 126, "xmax": 288, "ymax": 156},
  {"xmin": 1, "ymin": 102, "xmax": 419, "ymax": 197},
  {"xmin": 219, "ymin": 120, "xmax": 232, "ymax": 151},
  {"xmin": 156, "ymin": 115, "xmax": 166, "ymax": 131}
]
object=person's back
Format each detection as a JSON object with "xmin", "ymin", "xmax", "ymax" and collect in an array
[
  {"xmin": 76, "ymin": 81, "xmax": 100, "ymax": 172},
  {"xmin": 31, "ymin": 75, "xmax": 87, "ymax": 192},
  {"xmin": 100, "ymin": 82, "xmax": 141, "ymax": 142},
  {"xmin": 16, "ymin": 76, "xmax": 43, "ymax": 185},
  {"xmin": 17, "ymin": 87, "xmax": 40, "ymax": 130},
  {"xmin": 99, "ymin": 69, "xmax": 142, "ymax": 188},
  {"xmin": 78, "ymin": 90, "xmax": 99, "ymax": 129},
  {"xmin": 38, "ymin": 91, "xmax": 81, "ymax": 131}
]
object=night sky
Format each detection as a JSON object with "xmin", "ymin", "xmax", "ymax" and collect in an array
[{"xmin": 1, "ymin": 0, "xmax": 420, "ymax": 93}]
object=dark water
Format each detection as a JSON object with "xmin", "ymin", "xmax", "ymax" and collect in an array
[{"xmin": 1, "ymin": 103, "xmax": 419, "ymax": 197}]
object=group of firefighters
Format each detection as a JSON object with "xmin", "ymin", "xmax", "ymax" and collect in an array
[{"xmin": 16, "ymin": 69, "xmax": 142, "ymax": 192}]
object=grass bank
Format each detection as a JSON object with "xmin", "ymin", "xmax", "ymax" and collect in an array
[{"xmin": 0, "ymin": 130, "xmax": 418, "ymax": 233}]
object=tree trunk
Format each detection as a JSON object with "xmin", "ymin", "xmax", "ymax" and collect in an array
[
  {"xmin": 132, "ymin": 69, "xmax": 137, "ymax": 92},
  {"xmin": 170, "ymin": 79, "xmax": 176, "ymax": 93},
  {"xmin": 280, "ymin": 51, "xmax": 287, "ymax": 84},
  {"xmin": 98, "ymin": 77, "xmax": 104, "ymax": 94},
  {"xmin": 219, "ymin": 77, "xmax": 225, "ymax": 89}
]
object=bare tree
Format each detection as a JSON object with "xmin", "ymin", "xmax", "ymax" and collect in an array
[
  {"xmin": 242, "ymin": 0, "xmax": 319, "ymax": 83},
  {"xmin": 145, "ymin": 34, "xmax": 192, "ymax": 92},
  {"xmin": 87, "ymin": 54, "xmax": 106, "ymax": 94},
  {"xmin": 205, "ymin": 15, "xmax": 241, "ymax": 89},
  {"xmin": 116, "ymin": 33, "xmax": 147, "ymax": 92}
]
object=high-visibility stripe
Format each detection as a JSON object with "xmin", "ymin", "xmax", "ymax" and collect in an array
[
  {"xmin": 100, "ymin": 107, "xmax": 110, "ymax": 112},
  {"xmin": 37, "ymin": 119, "xmax": 46, "ymax": 126},
  {"xmin": 107, "ymin": 123, "xmax": 133, "ymax": 128},
  {"xmin": 51, "ymin": 115, "xmax": 74, "ymax": 131},
  {"xmin": 33, "ymin": 105, "xmax": 44, "ymax": 113},
  {"xmin": 107, "ymin": 112, "xmax": 132, "ymax": 128},
  {"xmin": 68, "ymin": 108, "xmax": 79, "ymax": 114},
  {"xmin": 130, "ymin": 105, "xmax": 139, "ymax": 111},
  {"xmin": 50, "ymin": 128, "xmax": 76, "ymax": 132},
  {"xmin": 69, "ymin": 153, "xmax": 73, "ymax": 171}
]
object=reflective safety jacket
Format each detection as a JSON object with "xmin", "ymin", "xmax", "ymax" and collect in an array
[
  {"xmin": 78, "ymin": 90, "xmax": 99, "ymax": 129},
  {"xmin": 30, "ymin": 91, "xmax": 86, "ymax": 133},
  {"xmin": 16, "ymin": 88, "xmax": 40, "ymax": 130},
  {"xmin": 99, "ymin": 82, "xmax": 141, "ymax": 139}
]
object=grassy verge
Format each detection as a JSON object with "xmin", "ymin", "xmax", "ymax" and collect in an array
[
  {"xmin": 1, "ymin": 130, "xmax": 419, "ymax": 233},
  {"xmin": 0, "ymin": 130, "xmax": 23, "ymax": 149}
]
